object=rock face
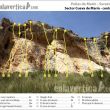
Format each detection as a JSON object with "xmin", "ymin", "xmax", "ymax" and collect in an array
[{"xmin": 0, "ymin": 18, "xmax": 110, "ymax": 75}]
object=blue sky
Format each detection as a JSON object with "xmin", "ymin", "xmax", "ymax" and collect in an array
[{"xmin": 0, "ymin": 11, "xmax": 110, "ymax": 37}]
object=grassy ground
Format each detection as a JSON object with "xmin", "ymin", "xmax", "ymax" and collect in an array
[{"xmin": 0, "ymin": 70, "xmax": 110, "ymax": 93}]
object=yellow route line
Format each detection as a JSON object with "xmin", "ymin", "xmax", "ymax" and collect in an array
[
  {"xmin": 18, "ymin": 22, "xmax": 32, "ymax": 78},
  {"xmin": 44, "ymin": 48, "xmax": 51, "ymax": 78},
  {"xmin": 93, "ymin": 38, "xmax": 103, "ymax": 78},
  {"xmin": 2, "ymin": 73, "xmax": 5, "ymax": 78},
  {"xmin": 7, "ymin": 22, "xmax": 16, "ymax": 77},
  {"xmin": 53, "ymin": 29, "xmax": 58, "ymax": 78},
  {"xmin": 43, "ymin": 50, "xmax": 47, "ymax": 78},
  {"xmin": 63, "ymin": 30, "xmax": 69, "ymax": 78},
  {"xmin": 18, "ymin": 23, "xmax": 22, "ymax": 78},
  {"xmin": 18, "ymin": 23, "xmax": 28, "ymax": 78},
  {"xmin": 84, "ymin": 38, "xmax": 94, "ymax": 77},
  {"xmin": 24, "ymin": 21, "xmax": 34, "ymax": 77},
  {"xmin": 2, "ymin": 66, "xmax": 5, "ymax": 77},
  {"xmin": 18, "ymin": 23, "xmax": 21, "ymax": 37},
  {"xmin": 41, "ymin": 23, "xmax": 51, "ymax": 78},
  {"xmin": 24, "ymin": 23, "xmax": 28, "ymax": 78},
  {"xmin": 42, "ymin": 23, "xmax": 49, "ymax": 45},
  {"xmin": 105, "ymin": 33, "xmax": 109, "ymax": 52},
  {"xmin": 29, "ymin": 21, "xmax": 34, "ymax": 41},
  {"xmin": 12, "ymin": 22, "xmax": 16, "ymax": 38},
  {"xmin": 29, "ymin": 21, "xmax": 32, "ymax": 32},
  {"xmin": 105, "ymin": 33, "xmax": 110, "ymax": 69},
  {"xmin": 2, "ymin": 22, "xmax": 16, "ymax": 78}
]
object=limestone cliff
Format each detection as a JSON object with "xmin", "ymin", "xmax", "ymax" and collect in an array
[{"xmin": 0, "ymin": 18, "xmax": 110, "ymax": 75}]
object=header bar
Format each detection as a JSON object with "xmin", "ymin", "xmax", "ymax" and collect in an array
[{"xmin": 0, "ymin": 1, "xmax": 110, "ymax": 11}]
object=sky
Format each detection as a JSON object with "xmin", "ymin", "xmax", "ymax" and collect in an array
[{"xmin": 0, "ymin": 11, "xmax": 110, "ymax": 37}]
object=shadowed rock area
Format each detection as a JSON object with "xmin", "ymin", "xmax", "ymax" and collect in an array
[{"xmin": 0, "ymin": 18, "xmax": 110, "ymax": 75}]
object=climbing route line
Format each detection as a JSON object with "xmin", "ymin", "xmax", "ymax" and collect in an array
[
  {"xmin": 18, "ymin": 23, "xmax": 22, "ymax": 77},
  {"xmin": 93, "ymin": 38, "xmax": 103, "ymax": 78},
  {"xmin": 2, "ymin": 23, "xmax": 16, "ymax": 78},
  {"xmin": 84, "ymin": 38, "xmax": 94, "ymax": 77},
  {"xmin": 12, "ymin": 22, "xmax": 16, "ymax": 38},
  {"xmin": 24, "ymin": 23, "xmax": 28, "ymax": 77},
  {"xmin": 18, "ymin": 23, "xmax": 21, "ymax": 37},
  {"xmin": 42, "ymin": 23, "xmax": 49, "ymax": 45},
  {"xmin": 7, "ymin": 23, "xmax": 16, "ymax": 77},
  {"xmin": 105, "ymin": 33, "xmax": 109, "ymax": 52},
  {"xmin": 23, "ymin": 20, "xmax": 34, "ymax": 77},
  {"xmin": 42, "ymin": 23, "xmax": 51, "ymax": 78},
  {"xmin": 29, "ymin": 21, "xmax": 34, "ymax": 41},
  {"xmin": 104, "ymin": 33, "xmax": 110, "ymax": 69},
  {"xmin": 52, "ymin": 29, "xmax": 58, "ymax": 78},
  {"xmin": 63, "ymin": 30, "xmax": 69, "ymax": 78}
]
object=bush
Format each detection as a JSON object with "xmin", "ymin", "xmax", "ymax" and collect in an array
[{"xmin": 0, "ymin": 70, "xmax": 109, "ymax": 93}]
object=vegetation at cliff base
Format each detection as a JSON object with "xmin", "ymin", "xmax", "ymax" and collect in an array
[{"xmin": 0, "ymin": 70, "xmax": 110, "ymax": 93}]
